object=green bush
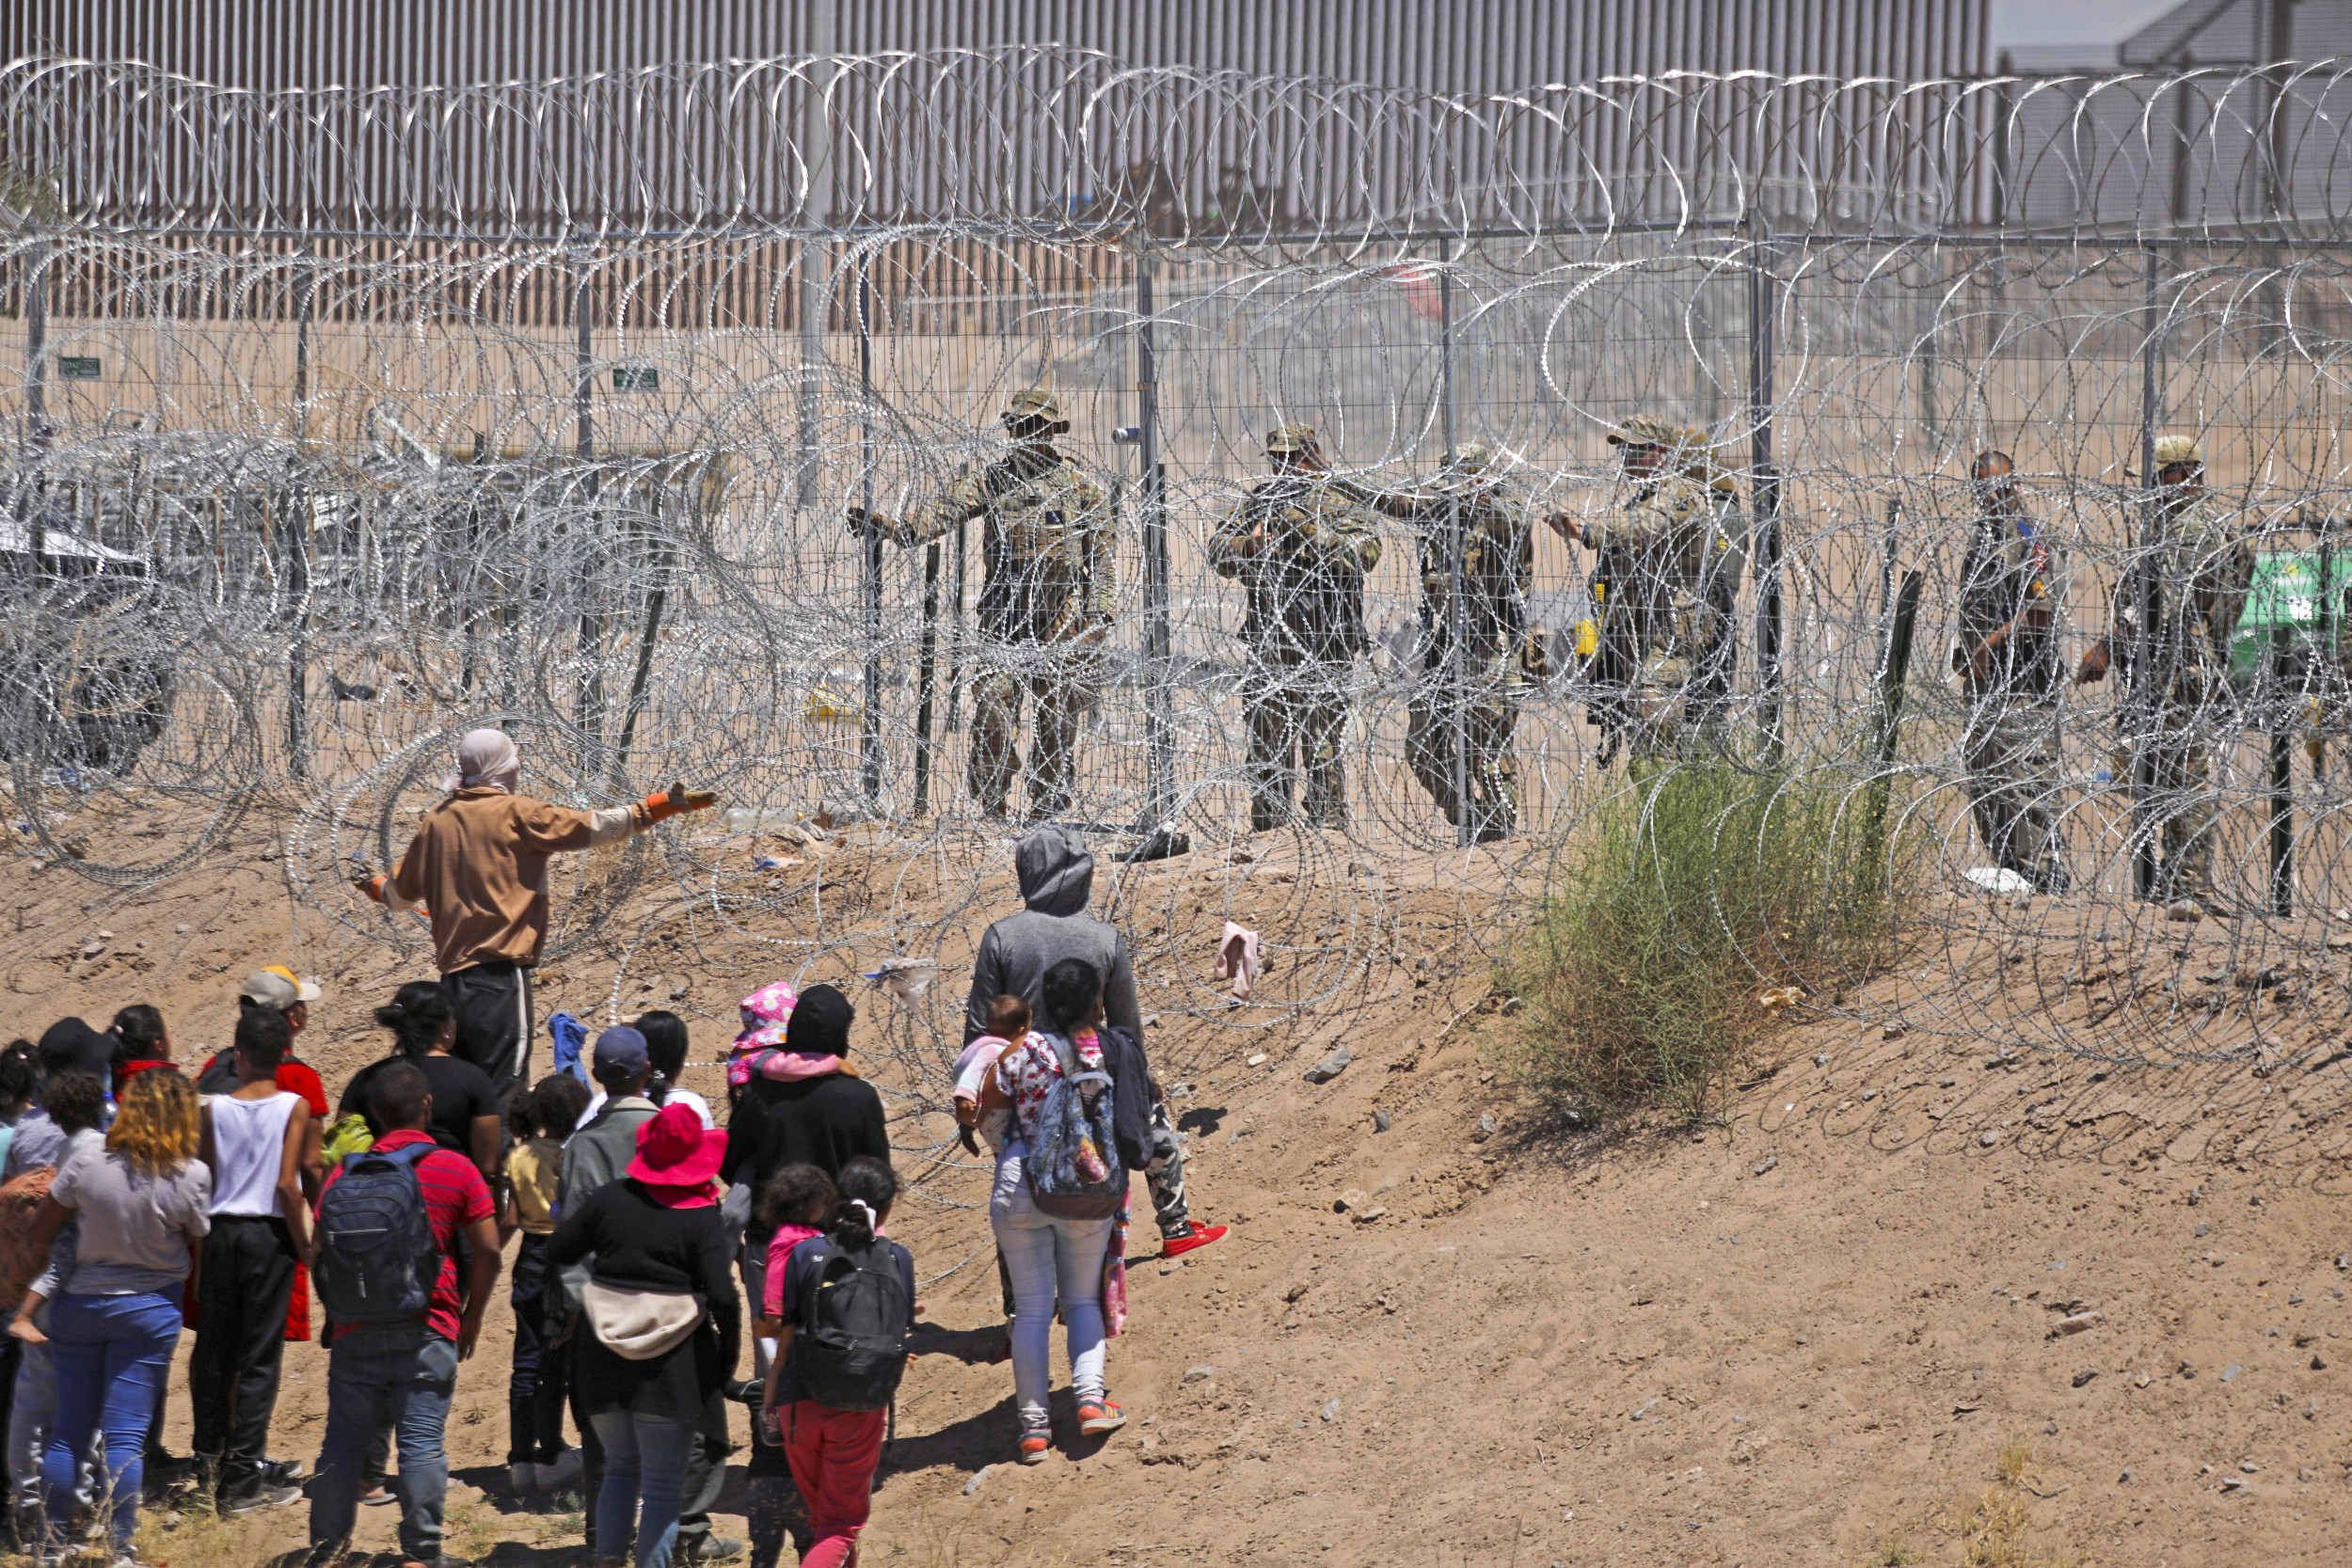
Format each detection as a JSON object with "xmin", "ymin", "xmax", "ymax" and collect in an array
[{"xmin": 1505, "ymin": 756, "xmax": 1919, "ymax": 1123}]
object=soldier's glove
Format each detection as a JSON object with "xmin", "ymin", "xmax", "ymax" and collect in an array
[{"xmin": 645, "ymin": 782, "xmax": 720, "ymax": 823}]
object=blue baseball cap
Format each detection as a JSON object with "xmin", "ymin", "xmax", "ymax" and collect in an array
[{"xmin": 592, "ymin": 1026, "xmax": 649, "ymax": 1082}]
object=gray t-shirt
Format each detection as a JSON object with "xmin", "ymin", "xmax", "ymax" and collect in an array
[
  {"xmin": 4, "ymin": 1111, "xmax": 68, "ymax": 1182},
  {"xmin": 51, "ymin": 1142, "xmax": 211, "ymax": 1297}
]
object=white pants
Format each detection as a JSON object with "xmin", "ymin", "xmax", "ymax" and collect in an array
[{"xmin": 988, "ymin": 1149, "xmax": 1112, "ymax": 1428}]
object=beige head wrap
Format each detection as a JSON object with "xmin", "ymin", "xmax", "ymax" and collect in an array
[{"xmin": 445, "ymin": 728, "xmax": 521, "ymax": 794}]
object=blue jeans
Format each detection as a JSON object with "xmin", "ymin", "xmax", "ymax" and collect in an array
[
  {"xmin": 589, "ymin": 1410, "xmax": 695, "ymax": 1568},
  {"xmin": 44, "ymin": 1290, "xmax": 182, "ymax": 1551},
  {"xmin": 989, "ymin": 1150, "xmax": 1113, "ymax": 1428},
  {"xmin": 307, "ymin": 1322, "xmax": 459, "ymax": 1563}
]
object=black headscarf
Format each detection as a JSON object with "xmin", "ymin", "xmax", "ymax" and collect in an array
[{"xmin": 785, "ymin": 984, "xmax": 854, "ymax": 1058}]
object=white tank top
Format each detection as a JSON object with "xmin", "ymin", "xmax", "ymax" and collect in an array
[{"xmin": 205, "ymin": 1091, "xmax": 299, "ymax": 1217}]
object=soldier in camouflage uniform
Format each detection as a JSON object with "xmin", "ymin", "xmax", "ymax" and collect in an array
[
  {"xmin": 1952, "ymin": 450, "xmax": 2070, "ymax": 894},
  {"xmin": 1547, "ymin": 414, "xmax": 1741, "ymax": 764},
  {"xmin": 1206, "ymin": 424, "xmax": 1384, "ymax": 832},
  {"xmin": 2076, "ymin": 435, "xmax": 2254, "ymax": 913},
  {"xmin": 1343, "ymin": 440, "xmax": 1542, "ymax": 840},
  {"xmin": 852, "ymin": 389, "xmax": 1114, "ymax": 820}
]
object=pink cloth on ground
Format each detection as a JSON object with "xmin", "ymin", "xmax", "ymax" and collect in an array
[
  {"xmin": 1214, "ymin": 921, "xmax": 1261, "ymax": 999},
  {"xmin": 763, "ymin": 1222, "xmax": 826, "ymax": 1316}
]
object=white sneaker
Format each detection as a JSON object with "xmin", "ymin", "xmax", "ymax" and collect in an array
[
  {"xmin": 536, "ymin": 1449, "xmax": 583, "ymax": 1489},
  {"xmin": 509, "ymin": 1462, "xmax": 538, "ymax": 1492}
]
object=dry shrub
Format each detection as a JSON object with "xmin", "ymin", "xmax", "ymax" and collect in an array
[{"xmin": 1505, "ymin": 756, "xmax": 1919, "ymax": 1123}]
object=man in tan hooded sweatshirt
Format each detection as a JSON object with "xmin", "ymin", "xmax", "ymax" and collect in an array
[{"xmin": 358, "ymin": 729, "xmax": 715, "ymax": 1098}]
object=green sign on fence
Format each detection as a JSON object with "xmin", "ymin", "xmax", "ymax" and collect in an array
[
  {"xmin": 56, "ymin": 356, "xmax": 101, "ymax": 380},
  {"xmin": 612, "ymin": 366, "xmax": 659, "ymax": 392}
]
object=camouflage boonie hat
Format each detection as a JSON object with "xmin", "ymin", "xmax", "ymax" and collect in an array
[
  {"xmin": 2153, "ymin": 435, "xmax": 2202, "ymax": 469},
  {"xmin": 1001, "ymin": 388, "xmax": 1067, "ymax": 427},
  {"xmin": 1264, "ymin": 422, "xmax": 1317, "ymax": 453},
  {"xmin": 1445, "ymin": 439, "xmax": 1495, "ymax": 472},
  {"xmin": 1607, "ymin": 413, "xmax": 1680, "ymax": 448}
]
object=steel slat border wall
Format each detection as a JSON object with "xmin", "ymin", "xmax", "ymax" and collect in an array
[{"xmin": 5, "ymin": 1, "xmax": 1991, "ymax": 200}]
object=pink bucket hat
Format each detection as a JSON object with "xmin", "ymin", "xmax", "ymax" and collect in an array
[{"xmin": 727, "ymin": 982, "xmax": 798, "ymax": 1086}]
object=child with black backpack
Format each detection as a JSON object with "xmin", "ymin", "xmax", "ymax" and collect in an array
[{"xmin": 765, "ymin": 1157, "xmax": 913, "ymax": 1568}]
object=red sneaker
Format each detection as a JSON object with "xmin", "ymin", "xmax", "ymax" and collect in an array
[
  {"xmin": 1160, "ymin": 1223, "xmax": 1227, "ymax": 1259},
  {"xmin": 1077, "ymin": 1399, "xmax": 1127, "ymax": 1436},
  {"xmin": 1018, "ymin": 1426, "xmax": 1052, "ymax": 1465}
]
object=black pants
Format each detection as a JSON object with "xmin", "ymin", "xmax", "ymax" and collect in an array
[
  {"xmin": 573, "ymin": 1333, "xmax": 727, "ymax": 1557},
  {"xmin": 506, "ymin": 1235, "xmax": 570, "ymax": 1465},
  {"xmin": 444, "ymin": 960, "xmax": 533, "ymax": 1102},
  {"xmin": 191, "ymin": 1214, "xmax": 296, "ymax": 1495}
]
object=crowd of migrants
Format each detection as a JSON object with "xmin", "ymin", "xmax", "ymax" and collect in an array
[{"xmin": 0, "ymin": 726, "xmax": 1221, "ymax": 1568}]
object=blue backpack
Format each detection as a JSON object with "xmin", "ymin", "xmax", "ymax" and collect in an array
[
  {"xmin": 313, "ymin": 1142, "xmax": 440, "ymax": 1325},
  {"xmin": 1025, "ymin": 1033, "xmax": 1126, "ymax": 1221}
]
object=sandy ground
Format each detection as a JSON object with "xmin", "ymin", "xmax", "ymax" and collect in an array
[{"xmin": 4, "ymin": 799, "xmax": 2350, "ymax": 1567}]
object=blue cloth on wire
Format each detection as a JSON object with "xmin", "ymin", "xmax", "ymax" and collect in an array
[{"xmin": 548, "ymin": 1011, "xmax": 590, "ymax": 1085}]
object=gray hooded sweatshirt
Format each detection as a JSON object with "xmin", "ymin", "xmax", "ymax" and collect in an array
[{"xmin": 963, "ymin": 825, "xmax": 1142, "ymax": 1043}]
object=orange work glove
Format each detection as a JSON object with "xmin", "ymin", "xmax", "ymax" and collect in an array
[{"xmin": 644, "ymin": 781, "xmax": 719, "ymax": 823}]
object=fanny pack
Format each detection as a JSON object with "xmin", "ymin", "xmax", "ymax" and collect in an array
[{"xmin": 581, "ymin": 1280, "xmax": 705, "ymax": 1361}]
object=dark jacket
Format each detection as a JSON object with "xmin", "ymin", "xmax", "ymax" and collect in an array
[
  {"xmin": 1096, "ymin": 1025, "xmax": 1158, "ymax": 1174},
  {"xmin": 964, "ymin": 826, "xmax": 1141, "ymax": 1044},
  {"xmin": 720, "ymin": 1073, "xmax": 890, "ymax": 1229},
  {"xmin": 547, "ymin": 1177, "xmax": 740, "ymax": 1440}
]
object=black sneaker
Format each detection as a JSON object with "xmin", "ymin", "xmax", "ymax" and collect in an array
[
  {"xmin": 261, "ymin": 1457, "xmax": 305, "ymax": 1486},
  {"xmin": 221, "ymin": 1481, "xmax": 303, "ymax": 1514}
]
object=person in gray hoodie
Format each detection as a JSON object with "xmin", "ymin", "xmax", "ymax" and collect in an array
[{"xmin": 962, "ymin": 826, "xmax": 1226, "ymax": 1259}]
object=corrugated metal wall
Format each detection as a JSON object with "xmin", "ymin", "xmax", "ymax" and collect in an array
[{"xmin": 5, "ymin": 1, "xmax": 1988, "ymax": 95}]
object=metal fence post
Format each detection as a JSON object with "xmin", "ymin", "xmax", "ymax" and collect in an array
[
  {"xmin": 1748, "ymin": 214, "xmax": 1784, "ymax": 761},
  {"xmin": 1438, "ymin": 234, "xmax": 1469, "ymax": 847},
  {"xmin": 285, "ymin": 253, "xmax": 315, "ymax": 779},
  {"xmin": 574, "ymin": 248, "xmax": 605, "ymax": 750},
  {"xmin": 1137, "ymin": 242, "xmax": 1173, "ymax": 835},
  {"xmin": 17, "ymin": 239, "xmax": 48, "ymax": 563},
  {"xmin": 858, "ymin": 256, "xmax": 882, "ymax": 807},
  {"xmin": 2131, "ymin": 247, "xmax": 2162, "ymax": 903}
]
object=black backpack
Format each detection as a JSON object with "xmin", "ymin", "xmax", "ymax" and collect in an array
[
  {"xmin": 792, "ymin": 1239, "xmax": 912, "ymax": 1413},
  {"xmin": 313, "ymin": 1142, "xmax": 440, "ymax": 1326}
]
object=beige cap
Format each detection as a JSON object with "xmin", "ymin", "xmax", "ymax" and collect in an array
[
  {"xmin": 240, "ymin": 965, "xmax": 322, "ymax": 1009},
  {"xmin": 1265, "ymin": 422, "xmax": 1317, "ymax": 453},
  {"xmin": 1445, "ymin": 439, "xmax": 1495, "ymax": 472},
  {"xmin": 2153, "ymin": 435, "xmax": 2202, "ymax": 469}
]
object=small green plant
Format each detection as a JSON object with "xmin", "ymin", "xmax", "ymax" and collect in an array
[
  {"xmin": 1876, "ymin": 1536, "xmax": 1917, "ymax": 1567},
  {"xmin": 1504, "ymin": 754, "xmax": 1919, "ymax": 1122}
]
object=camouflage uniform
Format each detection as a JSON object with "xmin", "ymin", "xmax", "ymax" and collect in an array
[
  {"xmin": 1347, "ymin": 441, "xmax": 1537, "ymax": 839},
  {"xmin": 1955, "ymin": 499, "xmax": 2067, "ymax": 892},
  {"xmin": 1206, "ymin": 426, "xmax": 1384, "ymax": 831},
  {"xmin": 893, "ymin": 391, "xmax": 1114, "ymax": 819},
  {"xmin": 2106, "ymin": 443, "xmax": 2253, "ymax": 906},
  {"xmin": 1586, "ymin": 415, "xmax": 1740, "ymax": 761}
]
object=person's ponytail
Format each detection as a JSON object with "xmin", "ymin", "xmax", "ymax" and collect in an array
[
  {"xmin": 374, "ymin": 980, "xmax": 452, "ymax": 1059},
  {"xmin": 827, "ymin": 1156, "xmax": 899, "ymax": 1251}
]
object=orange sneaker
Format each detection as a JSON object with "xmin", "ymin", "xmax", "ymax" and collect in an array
[
  {"xmin": 1018, "ymin": 1425, "xmax": 1052, "ymax": 1465},
  {"xmin": 1077, "ymin": 1399, "xmax": 1127, "ymax": 1436}
]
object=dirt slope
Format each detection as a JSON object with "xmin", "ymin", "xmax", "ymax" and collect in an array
[{"xmin": 3, "ymin": 807, "xmax": 2347, "ymax": 1567}]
